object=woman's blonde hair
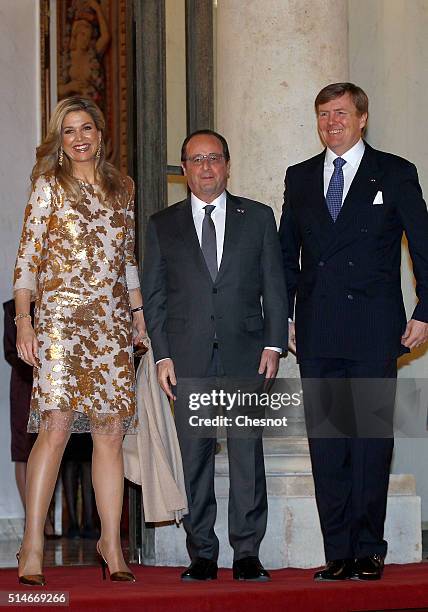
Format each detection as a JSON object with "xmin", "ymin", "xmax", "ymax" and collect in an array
[{"xmin": 31, "ymin": 96, "xmax": 128, "ymax": 206}]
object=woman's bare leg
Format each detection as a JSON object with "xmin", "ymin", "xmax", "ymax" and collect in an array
[
  {"xmin": 18, "ymin": 428, "xmax": 70, "ymax": 576},
  {"xmin": 91, "ymin": 432, "xmax": 129, "ymax": 573},
  {"xmin": 15, "ymin": 461, "xmax": 56, "ymax": 536}
]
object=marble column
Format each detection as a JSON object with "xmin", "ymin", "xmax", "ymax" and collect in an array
[{"xmin": 216, "ymin": 0, "xmax": 349, "ymax": 219}]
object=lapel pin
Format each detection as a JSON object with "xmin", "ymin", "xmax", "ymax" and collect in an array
[{"xmin": 236, "ymin": 208, "xmax": 245, "ymax": 214}]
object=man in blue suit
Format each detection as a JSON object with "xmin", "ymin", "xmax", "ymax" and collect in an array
[{"xmin": 279, "ymin": 82, "xmax": 428, "ymax": 581}]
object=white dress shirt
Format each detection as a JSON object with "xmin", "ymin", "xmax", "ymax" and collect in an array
[
  {"xmin": 191, "ymin": 191, "xmax": 226, "ymax": 266},
  {"xmin": 323, "ymin": 138, "xmax": 365, "ymax": 202}
]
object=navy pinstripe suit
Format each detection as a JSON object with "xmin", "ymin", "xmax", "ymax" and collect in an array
[{"xmin": 279, "ymin": 142, "xmax": 428, "ymax": 561}]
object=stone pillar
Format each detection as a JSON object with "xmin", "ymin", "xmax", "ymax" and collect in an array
[
  {"xmin": 216, "ymin": 0, "xmax": 349, "ymax": 218},
  {"xmin": 348, "ymin": 0, "xmax": 428, "ymax": 526}
]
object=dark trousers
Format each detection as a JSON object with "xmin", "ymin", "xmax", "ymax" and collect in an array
[
  {"xmin": 299, "ymin": 358, "xmax": 396, "ymax": 561},
  {"xmin": 174, "ymin": 347, "xmax": 268, "ymax": 562}
]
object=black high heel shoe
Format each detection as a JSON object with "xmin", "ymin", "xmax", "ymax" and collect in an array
[
  {"xmin": 96, "ymin": 542, "xmax": 136, "ymax": 582},
  {"xmin": 16, "ymin": 551, "xmax": 46, "ymax": 587}
]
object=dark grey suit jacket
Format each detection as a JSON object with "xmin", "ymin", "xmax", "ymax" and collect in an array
[
  {"xmin": 279, "ymin": 143, "xmax": 428, "ymax": 361},
  {"xmin": 142, "ymin": 191, "xmax": 288, "ymax": 378}
]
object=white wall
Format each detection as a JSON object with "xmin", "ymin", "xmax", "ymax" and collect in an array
[
  {"xmin": 349, "ymin": 0, "xmax": 428, "ymax": 521},
  {"xmin": 0, "ymin": 0, "xmax": 40, "ymax": 520}
]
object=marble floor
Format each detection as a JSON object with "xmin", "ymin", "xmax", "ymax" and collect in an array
[
  {"xmin": 0, "ymin": 536, "xmax": 130, "ymax": 570},
  {"xmin": 1, "ymin": 534, "xmax": 427, "ymax": 571}
]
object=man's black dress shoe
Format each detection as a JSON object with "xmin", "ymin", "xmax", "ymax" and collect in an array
[
  {"xmin": 314, "ymin": 559, "xmax": 355, "ymax": 581},
  {"xmin": 352, "ymin": 555, "xmax": 384, "ymax": 580},
  {"xmin": 233, "ymin": 557, "xmax": 271, "ymax": 581},
  {"xmin": 181, "ymin": 558, "xmax": 218, "ymax": 581}
]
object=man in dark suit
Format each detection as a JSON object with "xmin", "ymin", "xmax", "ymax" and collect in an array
[
  {"xmin": 143, "ymin": 129, "xmax": 288, "ymax": 581},
  {"xmin": 279, "ymin": 83, "xmax": 428, "ymax": 581}
]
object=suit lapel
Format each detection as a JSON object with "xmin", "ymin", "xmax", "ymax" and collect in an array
[
  {"xmin": 332, "ymin": 143, "xmax": 384, "ymax": 235},
  {"xmin": 310, "ymin": 153, "xmax": 334, "ymax": 229},
  {"xmin": 175, "ymin": 192, "xmax": 246, "ymax": 283},
  {"xmin": 300, "ymin": 152, "xmax": 334, "ymax": 253},
  {"xmin": 175, "ymin": 197, "xmax": 212, "ymax": 279},
  {"xmin": 216, "ymin": 192, "xmax": 246, "ymax": 282},
  {"xmin": 302, "ymin": 145, "xmax": 385, "ymax": 257}
]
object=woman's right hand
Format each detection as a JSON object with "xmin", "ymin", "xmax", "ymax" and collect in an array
[{"xmin": 16, "ymin": 321, "xmax": 39, "ymax": 367}]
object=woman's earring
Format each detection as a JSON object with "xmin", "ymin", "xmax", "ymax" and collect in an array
[
  {"xmin": 58, "ymin": 147, "xmax": 64, "ymax": 167},
  {"xmin": 96, "ymin": 143, "xmax": 101, "ymax": 160}
]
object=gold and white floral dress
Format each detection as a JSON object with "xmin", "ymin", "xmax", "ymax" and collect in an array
[{"xmin": 13, "ymin": 174, "xmax": 139, "ymax": 434}]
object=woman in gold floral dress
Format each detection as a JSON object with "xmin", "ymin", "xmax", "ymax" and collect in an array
[{"xmin": 14, "ymin": 97, "xmax": 145, "ymax": 585}]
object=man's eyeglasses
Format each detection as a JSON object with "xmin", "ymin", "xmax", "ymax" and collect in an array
[{"xmin": 185, "ymin": 153, "xmax": 225, "ymax": 165}]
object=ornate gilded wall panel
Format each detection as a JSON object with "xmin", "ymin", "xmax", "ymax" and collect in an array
[{"xmin": 41, "ymin": 0, "xmax": 129, "ymax": 173}]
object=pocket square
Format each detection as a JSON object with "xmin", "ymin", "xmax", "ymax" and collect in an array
[{"xmin": 372, "ymin": 190, "xmax": 383, "ymax": 205}]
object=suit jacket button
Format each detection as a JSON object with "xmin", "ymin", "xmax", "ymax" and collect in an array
[
  {"xmin": 318, "ymin": 261, "xmax": 325, "ymax": 267},
  {"xmin": 212, "ymin": 288, "xmax": 217, "ymax": 294},
  {"xmin": 348, "ymin": 261, "xmax": 354, "ymax": 266},
  {"xmin": 347, "ymin": 294, "xmax": 353, "ymax": 300}
]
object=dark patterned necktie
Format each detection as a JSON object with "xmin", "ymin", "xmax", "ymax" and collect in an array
[
  {"xmin": 201, "ymin": 205, "xmax": 218, "ymax": 281},
  {"xmin": 326, "ymin": 157, "xmax": 346, "ymax": 221}
]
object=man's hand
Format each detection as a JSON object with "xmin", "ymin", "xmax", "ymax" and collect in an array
[
  {"xmin": 401, "ymin": 319, "xmax": 428, "ymax": 350},
  {"xmin": 258, "ymin": 349, "xmax": 280, "ymax": 379},
  {"xmin": 288, "ymin": 321, "xmax": 296, "ymax": 353},
  {"xmin": 157, "ymin": 358, "xmax": 177, "ymax": 401}
]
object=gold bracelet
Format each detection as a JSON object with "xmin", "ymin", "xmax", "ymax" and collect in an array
[{"xmin": 14, "ymin": 313, "xmax": 31, "ymax": 324}]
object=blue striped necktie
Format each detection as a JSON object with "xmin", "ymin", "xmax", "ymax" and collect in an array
[{"xmin": 326, "ymin": 157, "xmax": 346, "ymax": 221}]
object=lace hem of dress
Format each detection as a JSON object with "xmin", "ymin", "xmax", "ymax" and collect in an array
[{"xmin": 27, "ymin": 409, "xmax": 138, "ymax": 435}]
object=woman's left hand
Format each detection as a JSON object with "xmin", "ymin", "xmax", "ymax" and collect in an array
[{"xmin": 132, "ymin": 310, "xmax": 147, "ymax": 345}]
